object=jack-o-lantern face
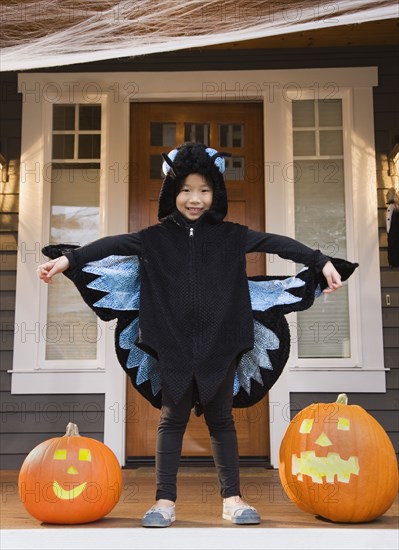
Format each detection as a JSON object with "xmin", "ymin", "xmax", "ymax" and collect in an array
[
  {"xmin": 18, "ymin": 423, "xmax": 122, "ymax": 524},
  {"xmin": 52, "ymin": 447, "xmax": 93, "ymax": 500},
  {"xmin": 279, "ymin": 394, "xmax": 398, "ymax": 523},
  {"xmin": 292, "ymin": 415, "xmax": 360, "ymax": 484}
]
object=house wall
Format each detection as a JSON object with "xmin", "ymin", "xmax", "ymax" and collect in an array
[{"xmin": 0, "ymin": 45, "xmax": 398, "ymax": 468}]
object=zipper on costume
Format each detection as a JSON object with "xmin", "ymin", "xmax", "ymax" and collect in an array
[{"xmin": 188, "ymin": 224, "xmax": 198, "ymax": 355}]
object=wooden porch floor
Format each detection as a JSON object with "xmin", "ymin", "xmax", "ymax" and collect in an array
[{"xmin": 1, "ymin": 468, "xmax": 398, "ymax": 549}]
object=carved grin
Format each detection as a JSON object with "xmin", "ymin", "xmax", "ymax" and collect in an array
[
  {"xmin": 53, "ymin": 480, "xmax": 87, "ymax": 500},
  {"xmin": 292, "ymin": 451, "xmax": 360, "ymax": 484}
]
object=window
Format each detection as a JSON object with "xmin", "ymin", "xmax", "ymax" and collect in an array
[
  {"xmin": 292, "ymin": 99, "xmax": 350, "ymax": 359},
  {"xmin": 45, "ymin": 104, "xmax": 101, "ymax": 361}
]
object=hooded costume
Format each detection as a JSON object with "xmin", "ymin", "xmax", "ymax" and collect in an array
[{"xmin": 43, "ymin": 142, "xmax": 358, "ymax": 411}]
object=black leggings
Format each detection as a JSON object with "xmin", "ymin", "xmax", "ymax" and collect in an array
[{"xmin": 155, "ymin": 361, "xmax": 240, "ymax": 501}]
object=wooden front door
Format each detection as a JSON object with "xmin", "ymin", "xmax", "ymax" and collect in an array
[{"xmin": 126, "ymin": 102, "xmax": 269, "ymax": 464}]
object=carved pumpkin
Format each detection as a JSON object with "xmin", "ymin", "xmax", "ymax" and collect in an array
[
  {"xmin": 18, "ymin": 422, "xmax": 122, "ymax": 524},
  {"xmin": 279, "ymin": 394, "xmax": 398, "ymax": 523}
]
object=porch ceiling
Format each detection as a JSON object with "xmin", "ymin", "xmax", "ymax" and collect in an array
[{"xmin": 203, "ymin": 18, "xmax": 399, "ymax": 48}]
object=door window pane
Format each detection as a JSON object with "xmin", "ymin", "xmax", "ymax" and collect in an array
[
  {"xmin": 184, "ymin": 123, "xmax": 209, "ymax": 145},
  {"xmin": 219, "ymin": 124, "xmax": 244, "ymax": 147},
  {"xmin": 224, "ymin": 156, "xmax": 245, "ymax": 181},
  {"xmin": 150, "ymin": 123, "xmax": 176, "ymax": 146}
]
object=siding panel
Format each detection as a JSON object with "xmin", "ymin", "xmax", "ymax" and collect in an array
[
  {"xmin": 386, "ymin": 367, "xmax": 399, "ymax": 390},
  {"xmin": 0, "ymin": 411, "xmax": 105, "ymax": 433},
  {"xmin": 382, "ymin": 308, "xmax": 399, "ymax": 328},
  {"xmin": 0, "ymin": 431, "xmax": 105, "ymax": 454},
  {"xmin": 384, "ymin": 348, "xmax": 399, "ymax": 369}
]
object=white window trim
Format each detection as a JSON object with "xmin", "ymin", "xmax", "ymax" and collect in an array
[{"xmin": 14, "ymin": 68, "xmax": 384, "ymax": 467}]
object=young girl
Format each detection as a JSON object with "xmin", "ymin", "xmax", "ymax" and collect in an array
[{"xmin": 38, "ymin": 142, "xmax": 356, "ymax": 527}]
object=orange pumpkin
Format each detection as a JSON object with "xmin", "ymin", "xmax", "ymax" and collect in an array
[
  {"xmin": 279, "ymin": 394, "xmax": 398, "ymax": 523},
  {"xmin": 18, "ymin": 422, "xmax": 122, "ymax": 524}
]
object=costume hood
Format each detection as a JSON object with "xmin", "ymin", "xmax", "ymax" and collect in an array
[{"xmin": 158, "ymin": 142, "xmax": 229, "ymax": 223}]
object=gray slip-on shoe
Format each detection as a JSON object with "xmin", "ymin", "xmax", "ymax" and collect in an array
[
  {"xmin": 141, "ymin": 505, "xmax": 176, "ymax": 528},
  {"xmin": 222, "ymin": 501, "xmax": 261, "ymax": 524}
]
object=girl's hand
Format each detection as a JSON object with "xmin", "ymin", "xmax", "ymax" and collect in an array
[
  {"xmin": 322, "ymin": 261, "xmax": 342, "ymax": 294},
  {"xmin": 37, "ymin": 255, "xmax": 70, "ymax": 284}
]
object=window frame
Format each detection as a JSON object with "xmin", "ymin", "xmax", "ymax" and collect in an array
[{"xmin": 288, "ymin": 89, "xmax": 361, "ymax": 370}]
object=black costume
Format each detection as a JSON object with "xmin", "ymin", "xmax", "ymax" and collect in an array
[{"xmin": 43, "ymin": 143, "xmax": 358, "ymax": 500}]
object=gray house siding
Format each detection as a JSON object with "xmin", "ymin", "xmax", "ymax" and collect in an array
[
  {"xmin": 0, "ymin": 395, "xmax": 105, "ymax": 469},
  {"xmin": 0, "ymin": 45, "xmax": 398, "ymax": 468}
]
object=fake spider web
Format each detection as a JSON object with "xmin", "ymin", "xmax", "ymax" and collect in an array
[{"xmin": 0, "ymin": 0, "xmax": 397, "ymax": 71}]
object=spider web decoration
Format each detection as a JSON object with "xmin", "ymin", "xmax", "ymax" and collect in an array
[{"xmin": 1, "ymin": 0, "xmax": 396, "ymax": 70}]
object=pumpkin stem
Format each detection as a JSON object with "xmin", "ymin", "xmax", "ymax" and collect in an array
[
  {"xmin": 65, "ymin": 422, "xmax": 80, "ymax": 436},
  {"xmin": 336, "ymin": 393, "xmax": 348, "ymax": 405}
]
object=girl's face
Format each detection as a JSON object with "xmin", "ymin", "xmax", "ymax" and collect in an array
[{"xmin": 175, "ymin": 173, "xmax": 213, "ymax": 221}]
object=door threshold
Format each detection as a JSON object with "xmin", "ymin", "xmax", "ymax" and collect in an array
[{"xmin": 124, "ymin": 456, "xmax": 272, "ymax": 468}]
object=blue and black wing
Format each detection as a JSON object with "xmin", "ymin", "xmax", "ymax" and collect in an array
[
  {"xmin": 42, "ymin": 244, "xmax": 162, "ymax": 408},
  {"xmin": 233, "ymin": 258, "xmax": 358, "ymax": 408}
]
